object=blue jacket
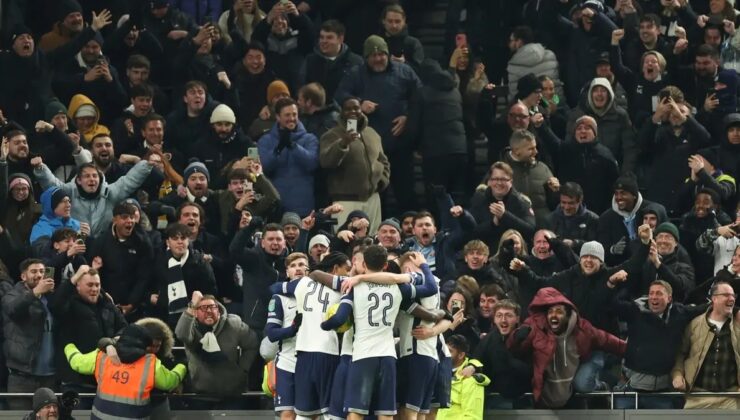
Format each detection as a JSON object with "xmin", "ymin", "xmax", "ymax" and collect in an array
[
  {"xmin": 335, "ymin": 61, "xmax": 422, "ymax": 153},
  {"xmin": 29, "ymin": 187, "xmax": 81, "ymax": 244},
  {"xmin": 257, "ymin": 122, "xmax": 319, "ymax": 216}
]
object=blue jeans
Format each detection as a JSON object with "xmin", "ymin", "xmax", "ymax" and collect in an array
[{"xmin": 572, "ymin": 351, "xmax": 605, "ymax": 393}]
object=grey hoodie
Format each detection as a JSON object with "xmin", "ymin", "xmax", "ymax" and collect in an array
[{"xmin": 540, "ymin": 312, "xmax": 580, "ymax": 408}]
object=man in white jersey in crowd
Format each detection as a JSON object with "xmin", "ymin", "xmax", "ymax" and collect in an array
[
  {"xmin": 269, "ymin": 252, "xmax": 350, "ymax": 418},
  {"xmin": 321, "ymin": 245, "xmax": 439, "ymax": 420},
  {"xmin": 265, "ymin": 253, "xmax": 307, "ymax": 420}
]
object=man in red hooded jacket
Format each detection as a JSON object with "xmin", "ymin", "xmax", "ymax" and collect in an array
[{"xmin": 507, "ymin": 287, "xmax": 626, "ymax": 408}]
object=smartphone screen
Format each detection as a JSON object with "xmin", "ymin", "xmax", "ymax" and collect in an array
[
  {"xmin": 247, "ymin": 147, "xmax": 259, "ymax": 159},
  {"xmin": 44, "ymin": 266, "xmax": 55, "ymax": 279},
  {"xmin": 455, "ymin": 33, "xmax": 468, "ymax": 49},
  {"xmin": 346, "ymin": 119, "xmax": 358, "ymax": 132}
]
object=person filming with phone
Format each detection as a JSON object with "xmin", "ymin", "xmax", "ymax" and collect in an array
[
  {"xmin": 320, "ymin": 96, "xmax": 390, "ymax": 231},
  {"xmin": 2, "ymin": 259, "xmax": 58, "ymax": 410}
]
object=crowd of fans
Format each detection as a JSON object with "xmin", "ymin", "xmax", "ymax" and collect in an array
[{"xmin": 3, "ymin": 0, "xmax": 740, "ymax": 417}]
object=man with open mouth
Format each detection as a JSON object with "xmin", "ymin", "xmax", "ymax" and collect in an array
[{"xmin": 507, "ymin": 287, "xmax": 626, "ymax": 408}]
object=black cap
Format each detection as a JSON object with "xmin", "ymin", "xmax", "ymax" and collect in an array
[{"xmin": 596, "ymin": 51, "xmax": 610, "ymax": 65}]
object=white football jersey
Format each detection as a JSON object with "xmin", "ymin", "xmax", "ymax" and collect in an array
[
  {"xmin": 293, "ymin": 277, "xmax": 341, "ymax": 354},
  {"xmin": 397, "ymin": 275, "xmax": 441, "ymax": 360},
  {"xmin": 267, "ymin": 295, "xmax": 298, "ymax": 373},
  {"xmin": 340, "ymin": 326, "xmax": 354, "ymax": 356},
  {"xmin": 350, "ymin": 282, "xmax": 403, "ymax": 361}
]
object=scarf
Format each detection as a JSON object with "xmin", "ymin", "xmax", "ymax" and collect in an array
[
  {"xmin": 194, "ymin": 322, "xmax": 227, "ymax": 363},
  {"xmin": 166, "ymin": 249, "xmax": 189, "ymax": 314}
]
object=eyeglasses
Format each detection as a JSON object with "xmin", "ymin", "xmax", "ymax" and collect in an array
[
  {"xmin": 197, "ymin": 304, "xmax": 219, "ymax": 312},
  {"xmin": 489, "ymin": 177, "xmax": 511, "ymax": 183},
  {"xmin": 712, "ymin": 293, "xmax": 737, "ymax": 299}
]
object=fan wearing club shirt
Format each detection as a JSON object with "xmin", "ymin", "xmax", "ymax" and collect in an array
[{"xmin": 507, "ymin": 287, "xmax": 626, "ymax": 409}]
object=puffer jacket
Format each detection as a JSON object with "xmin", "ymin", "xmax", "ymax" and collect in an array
[
  {"xmin": 258, "ymin": 121, "xmax": 319, "ymax": 216},
  {"xmin": 566, "ymin": 78, "xmax": 638, "ymax": 174},
  {"xmin": 507, "ymin": 43, "xmax": 563, "ymax": 100},
  {"xmin": 508, "ymin": 287, "xmax": 626, "ymax": 402},
  {"xmin": 320, "ymin": 113, "xmax": 390, "ymax": 202},
  {"xmin": 672, "ymin": 308, "xmax": 740, "ymax": 391},
  {"xmin": 175, "ymin": 301, "xmax": 259, "ymax": 396},
  {"xmin": 33, "ymin": 161, "xmax": 153, "ymax": 238},
  {"xmin": 2, "ymin": 282, "xmax": 52, "ymax": 373},
  {"xmin": 502, "ymin": 151, "xmax": 555, "ymax": 226}
]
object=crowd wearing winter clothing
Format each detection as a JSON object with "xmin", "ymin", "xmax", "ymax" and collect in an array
[{"xmin": 4, "ymin": 0, "xmax": 740, "ymax": 416}]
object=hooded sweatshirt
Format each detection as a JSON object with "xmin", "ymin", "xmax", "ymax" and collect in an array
[
  {"xmin": 540, "ymin": 311, "xmax": 580, "ymax": 408},
  {"xmin": 29, "ymin": 186, "xmax": 81, "ymax": 243},
  {"xmin": 67, "ymin": 94, "xmax": 110, "ymax": 144},
  {"xmin": 611, "ymin": 192, "xmax": 644, "ymax": 240}
]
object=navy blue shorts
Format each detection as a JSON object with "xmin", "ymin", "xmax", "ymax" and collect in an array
[
  {"xmin": 274, "ymin": 367, "xmax": 294, "ymax": 412},
  {"xmin": 397, "ymin": 355, "xmax": 438, "ymax": 413},
  {"xmin": 345, "ymin": 356, "xmax": 397, "ymax": 416},
  {"xmin": 294, "ymin": 351, "xmax": 340, "ymax": 416},
  {"xmin": 432, "ymin": 355, "xmax": 452, "ymax": 408},
  {"xmin": 328, "ymin": 355, "xmax": 352, "ymax": 419}
]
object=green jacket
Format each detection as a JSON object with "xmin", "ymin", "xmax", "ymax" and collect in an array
[
  {"xmin": 64, "ymin": 343, "xmax": 187, "ymax": 392},
  {"xmin": 438, "ymin": 357, "xmax": 490, "ymax": 420}
]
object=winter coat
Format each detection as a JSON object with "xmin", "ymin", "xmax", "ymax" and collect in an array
[
  {"xmin": 320, "ymin": 113, "xmax": 390, "ymax": 202},
  {"xmin": 302, "ymin": 104, "xmax": 340, "ymax": 139},
  {"xmin": 638, "ymin": 116, "xmax": 711, "ymax": 216},
  {"xmin": 89, "ymin": 223, "xmax": 155, "ymax": 307},
  {"xmin": 382, "ymin": 27, "xmax": 425, "ymax": 72},
  {"xmin": 175, "ymin": 301, "xmax": 259, "ymax": 396},
  {"xmin": 470, "ymin": 187, "xmax": 536, "ymax": 250},
  {"xmin": 672, "ymin": 308, "xmax": 740, "ymax": 392},
  {"xmin": 258, "ymin": 121, "xmax": 319, "ymax": 216},
  {"xmin": 473, "ymin": 328, "xmax": 531, "ymax": 398},
  {"xmin": 637, "ymin": 251, "xmax": 696, "ymax": 302},
  {"xmin": 566, "ymin": 78, "xmax": 638, "ymax": 174},
  {"xmin": 304, "ymin": 44, "xmax": 363, "ymax": 100},
  {"xmin": 544, "ymin": 204, "xmax": 600, "ymax": 253},
  {"xmin": 2, "ymin": 282, "xmax": 53, "ymax": 373},
  {"xmin": 502, "ymin": 152, "xmax": 555, "ymax": 226},
  {"xmin": 174, "ymin": 0, "xmax": 223, "ymax": 24},
  {"xmin": 407, "ymin": 59, "xmax": 467, "ymax": 159},
  {"xmin": 614, "ymin": 294, "xmax": 707, "ymax": 377},
  {"xmin": 190, "ymin": 127, "xmax": 255, "ymax": 189},
  {"xmin": 229, "ymin": 228, "xmax": 286, "ymax": 330},
  {"xmin": 33, "ymin": 161, "xmax": 153, "ymax": 238},
  {"xmin": 507, "ymin": 43, "xmax": 563, "ymax": 101},
  {"xmin": 251, "ymin": 13, "xmax": 313, "ymax": 92},
  {"xmin": 230, "ymin": 64, "xmax": 276, "ymax": 128},
  {"xmin": 66, "ymin": 94, "xmax": 110, "ymax": 144},
  {"xmin": 49, "ymin": 277, "xmax": 127, "ymax": 386},
  {"xmin": 508, "ymin": 288, "xmax": 626, "ymax": 402},
  {"xmin": 2, "ymin": 168, "xmax": 41, "ymax": 248},
  {"xmin": 515, "ymin": 242, "xmax": 650, "ymax": 332},
  {"xmin": 153, "ymin": 248, "xmax": 218, "ymax": 317},
  {"xmin": 29, "ymin": 186, "xmax": 82, "ymax": 244},
  {"xmin": 335, "ymin": 60, "xmax": 422, "ymax": 154}
]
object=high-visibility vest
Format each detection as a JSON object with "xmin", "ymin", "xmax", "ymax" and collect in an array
[{"xmin": 91, "ymin": 352, "xmax": 156, "ymax": 420}]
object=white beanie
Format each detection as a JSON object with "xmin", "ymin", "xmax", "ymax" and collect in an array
[
  {"xmin": 74, "ymin": 104, "xmax": 97, "ymax": 119},
  {"xmin": 210, "ymin": 104, "xmax": 236, "ymax": 124}
]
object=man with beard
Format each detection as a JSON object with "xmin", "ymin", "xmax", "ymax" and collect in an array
[
  {"xmin": 33, "ymin": 150, "xmax": 154, "ymax": 238},
  {"xmin": 89, "ymin": 202, "xmax": 154, "ymax": 321},
  {"xmin": 2, "ymin": 259, "xmax": 57, "ymax": 410},
  {"xmin": 510, "ymin": 224, "xmax": 653, "ymax": 333},
  {"xmin": 39, "ymin": 0, "xmax": 85, "ymax": 52},
  {"xmin": 598, "ymin": 174, "xmax": 667, "ymax": 266},
  {"xmin": 613, "ymin": 280, "xmax": 706, "ymax": 409},
  {"xmin": 544, "ymin": 182, "xmax": 600, "ymax": 253},
  {"xmin": 673, "ymin": 281, "xmax": 740, "ymax": 408},
  {"xmin": 175, "ymin": 290, "xmax": 258, "ymax": 408},
  {"xmin": 473, "ymin": 300, "xmax": 531, "ymax": 409},
  {"xmin": 230, "ymin": 222, "xmax": 288, "ymax": 332},
  {"xmin": 153, "ymin": 223, "xmax": 217, "ymax": 329},
  {"xmin": 88, "ymin": 135, "xmax": 132, "ymax": 183},
  {"xmin": 258, "ymin": 97, "xmax": 319, "ymax": 216},
  {"xmin": 508, "ymin": 288, "xmax": 626, "ymax": 408},
  {"xmin": 191, "ymin": 104, "xmax": 255, "ymax": 189},
  {"xmin": 3, "ymin": 130, "xmax": 39, "ymax": 194},
  {"xmin": 406, "ymin": 206, "xmax": 475, "ymax": 279},
  {"xmin": 50, "ymin": 265, "xmax": 126, "ymax": 402}
]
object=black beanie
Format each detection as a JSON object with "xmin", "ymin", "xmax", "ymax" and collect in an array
[
  {"xmin": 57, "ymin": 0, "xmax": 83, "ymax": 21},
  {"xmin": 51, "ymin": 188, "xmax": 70, "ymax": 210},
  {"xmin": 697, "ymin": 147, "xmax": 719, "ymax": 169},
  {"xmin": 613, "ymin": 173, "xmax": 639, "ymax": 197}
]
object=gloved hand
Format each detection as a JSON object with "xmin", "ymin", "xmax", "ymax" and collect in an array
[
  {"xmin": 292, "ymin": 313, "xmax": 303, "ymax": 329},
  {"xmin": 610, "ymin": 237, "xmax": 627, "ymax": 255},
  {"xmin": 513, "ymin": 325, "xmax": 531, "ymax": 344}
]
